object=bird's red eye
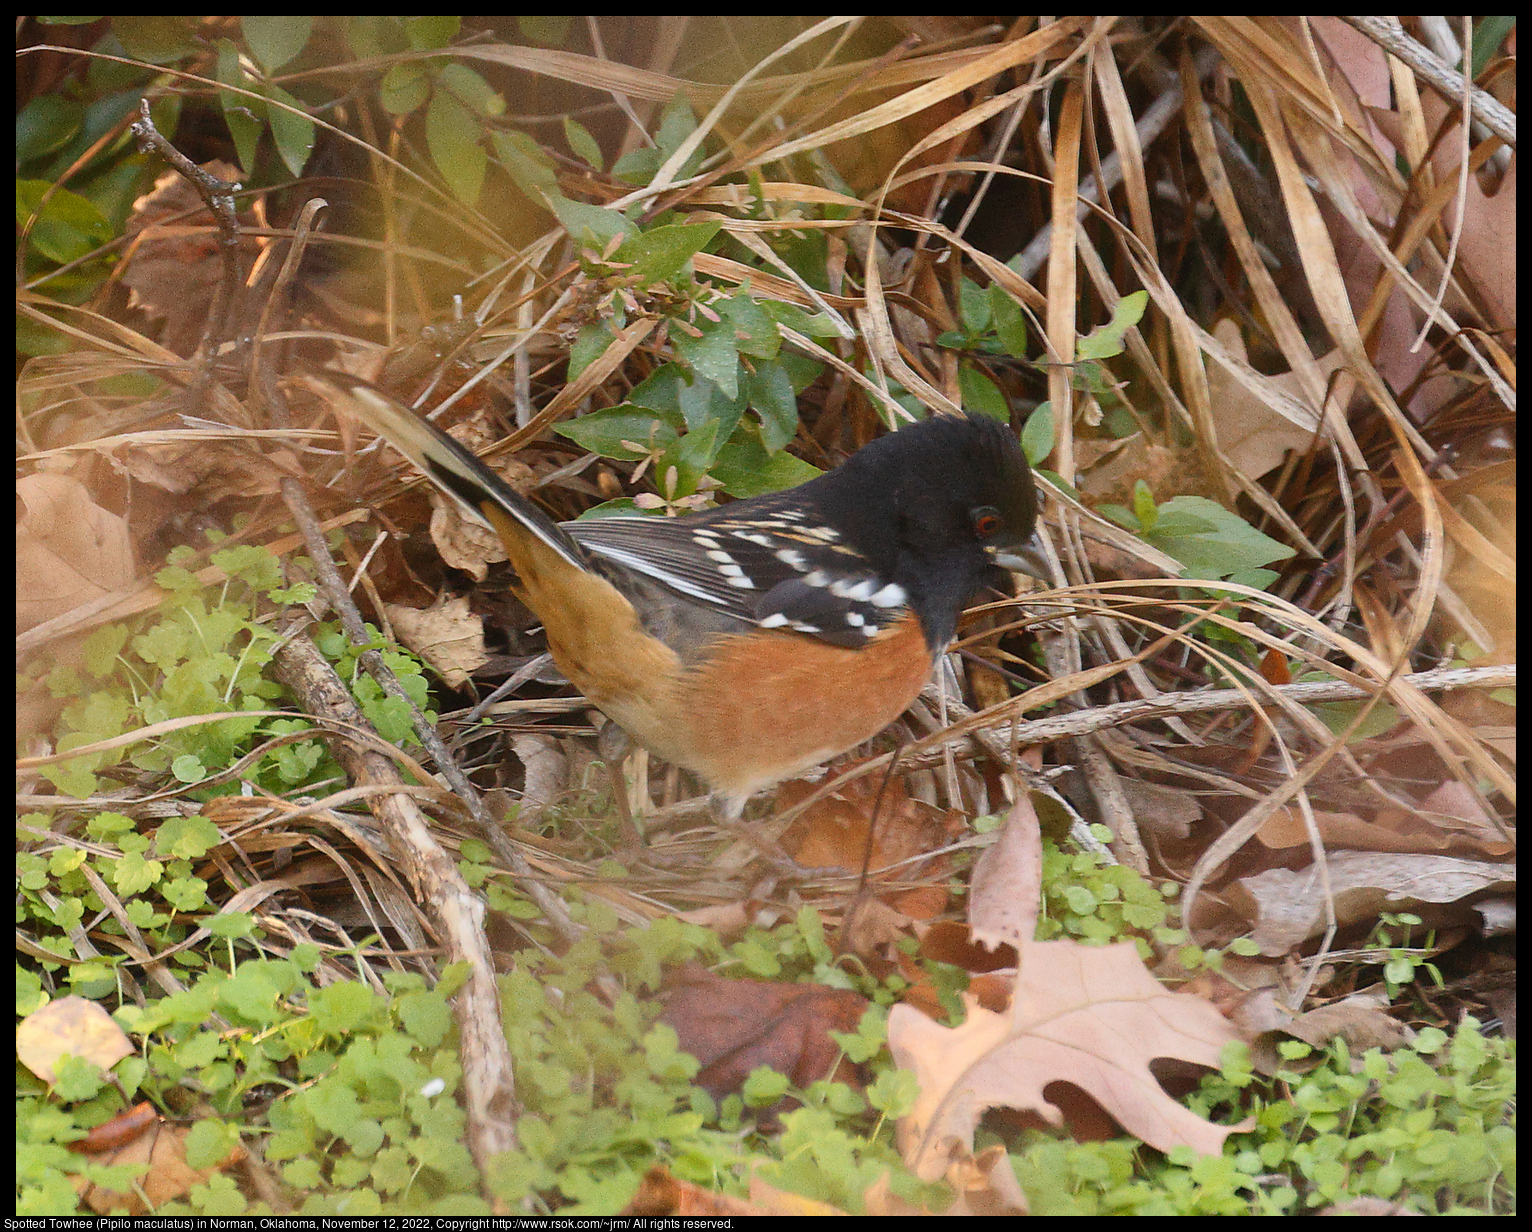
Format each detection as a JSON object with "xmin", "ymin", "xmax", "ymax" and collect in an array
[{"xmin": 971, "ymin": 506, "xmax": 1003, "ymax": 539}]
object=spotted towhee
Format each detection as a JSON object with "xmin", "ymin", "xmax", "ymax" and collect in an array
[{"xmin": 314, "ymin": 377, "xmax": 1048, "ymax": 817}]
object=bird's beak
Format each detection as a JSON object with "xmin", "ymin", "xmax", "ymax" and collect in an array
[{"xmin": 989, "ymin": 533, "xmax": 1052, "ymax": 585}]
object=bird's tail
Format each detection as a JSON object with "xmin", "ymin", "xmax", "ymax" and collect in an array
[{"xmin": 307, "ymin": 375, "xmax": 587, "ymax": 571}]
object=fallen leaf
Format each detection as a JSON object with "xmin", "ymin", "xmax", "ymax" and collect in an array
[
  {"xmin": 384, "ymin": 595, "xmax": 488, "ymax": 688},
  {"xmin": 74, "ymin": 1118, "xmax": 243, "ymax": 1215},
  {"xmin": 16, "ymin": 473, "xmax": 136, "ymax": 632},
  {"xmin": 888, "ymin": 938, "xmax": 1250, "ymax": 1179},
  {"xmin": 660, "ymin": 964, "xmax": 869, "ymax": 1104},
  {"xmin": 1227, "ymin": 851, "xmax": 1516, "ymax": 954},
  {"xmin": 1204, "ymin": 319, "xmax": 1337, "ymax": 480},
  {"xmin": 120, "ymin": 161, "xmax": 264, "ymax": 355},
  {"xmin": 626, "ymin": 1164, "xmax": 779, "ymax": 1216},
  {"xmin": 778, "ymin": 772, "xmax": 962, "ymax": 921},
  {"xmin": 966, "ymin": 792, "xmax": 1044, "ymax": 952},
  {"xmin": 17, "ymin": 996, "xmax": 135, "ymax": 1085}
]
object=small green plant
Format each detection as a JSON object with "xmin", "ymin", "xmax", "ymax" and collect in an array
[
  {"xmin": 1366, "ymin": 912, "xmax": 1446, "ymax": 1002},
  {"xmin": 1008, "ymin": 1022, "xmax": 1514, "ymax": 1214},
  {"xmin": 937, "ymin": 278, "xmax": 1149, "ymax": 427},
  {"xmin": 27, "ymin": 541, "xmax": 426, "ymax": 802},
  {"xmin": 1035, "ymin": 832, "xmax": 1183, "ymax": 957},
  {"xmin": 1099, "ymin": 479, "xmax": 1295, "ymax": 590}
]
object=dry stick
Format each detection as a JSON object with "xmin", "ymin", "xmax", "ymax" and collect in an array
[
  {"xmin": 279, "ymin": 479, "xmax": 581, "ymax": 944},
  {"xmin": 1337, "ymin": 16, "xmax": 1515, "ymax": 148},
  {"xmin": 277, "ymin": 479, "xmax": 613, "ymax": 1178},
  {"xmin": 270, "ymin": 632, "xmax": 520, "ymax": 1169},
  {"xmin": 128, "ymin": 99, "xmax": 244, "ymax": 365}
]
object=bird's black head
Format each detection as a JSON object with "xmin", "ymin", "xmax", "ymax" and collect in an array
[{"xmin": 810, "ymin": 413, "xmax": 1040, "ymax": 646}]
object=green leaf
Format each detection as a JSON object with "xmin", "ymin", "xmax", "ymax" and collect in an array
[
  {"xmin": 380, "ymin": 61, "xmax": 431, "ymax": 115},
  {"xmin": 553, "ymin": 406, "xmax": 681, "ymax": 459},
  {"xmin": 989, "ymin": 282, "xmax": 1029, "ymax": 358},
  {"xmin": 614, "ymin": 219, "xmax": 721, "ymax": 286},
  {"xmin": 1310, "ymin": 698, "xmax": 1401, "ymax": 741},
  {"xmin": 716, "ymin": 292, "xmax": 780, "ymax": 360},
  {"xmin": 242, "ymin": 15, "xmax": 311, "ymax": 74},
  {"xmin": 426, "ymin": 90, "xmax": 485, "ymax": 206},
  {"xmin": 550, "ymin": 195, "xmax": 637, "ymax": 249},
  {"xmin": 1077, "ymin": 289, "xmax": 1148, "ymax": 361},
  {"xmin": 626, "ymin": 363, "xmax": 687, "ymax": 415},
  {"xmin": 661, "ymin": 416, "xmax": 721, "ymax": 495},
  {"xmin": 563, "ymin": 115, "xmax": 604, "ymax": 171},
  {"xmin": 344, "ymin": 16, "xmax": 400, "ymax": 60},
  {"xmin": 573, "ymin": 497, "xmax": 646, "ymax": 520},
  {"xmin": 404, "ymin": 16, "xmax": 460, "ymax": 50},
  {"xmin": 673, "ymin": 318, "xmax": 740, "ymax": 402},
  {"xmin": 760, "ymin": 299, "xmax": 843, "ymax": 339},
  {"xmin": 958, "ymin": 275, "xmax": 991, "ymax": 335},
  {"xmin": 16, "ymin": 95, "xmax": 83, "ymax": 163},
  {"xmin": 613, "ymin": 93, "xmax": 703, "ymax": 185},
  {"xmin": 1132, "ymin": 480, "xmax": 1158, "ymax": 530},
  {"xmin": 112, "ymin": 16, "xmax": 197, "ymax": 64},
  {"xmin": 215, "ymin": 39, "xmax": 263, "ymax": 172},
  {"xmin": 437, "ymin": 63, "xmax": 503, "ymax": 118},
  {"xmin": 958, "ymin": 363, "xmax": 1010, "ymax": 421},
  {"xmin": 712, "ymin": 428, "xmax": 822, "ymax": 497},
  {"xmin": 746, "ymin": 362, "xmax": 799, "ymax": 452},
  {"xmin": 17, "ymin": 180, "xmax": 113, "ymax": 265},
  {"xmin": 263, "ymin": 82, "xmax": 316, "ymax": 177},
  {"xmin": 492, "ymin": 129, "xmax": 557, "ymax": 201},
  {"xmin": 742, "ymin": 1066, "xmax": 791, "ymax": 1107},
  {"xmin": 1141, "ymin": 496, "xmax": 1295, "ymax": 581},
  {"xmin": 518, "ymin": 16, "xmax": 572, "ymax": 46},
  {"xmin": 675, "ymin": 367, "xmax": 743, "ymax": 439},
  {"xmin": 1021, "ymin": 402, "xmax": 1054, "ymax": 465},
  {"xmin": 567, "ymin": 321, "xmax": 613, "ymax": 380},
  {"xmin": 1097, "ymin": 504, "xmax": 1136, "ymax": 530}
]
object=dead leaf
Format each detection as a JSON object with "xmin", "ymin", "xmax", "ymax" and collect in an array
[
  {"xmin": 16, "ymin": 473, "xmax": 136, "ymax": 632},
  {"xmin": 1257, "ymin": 801, "xmax": 1512, "ymax": 858},
  {"xmin": 626, "ymin": 1164, "xmax": 779, "ymax": 1216},
  {"xmin": 660, "ymin": 965, "xmax": 869, "ymax": 1103},
  {"xmin": 423, "ymin": 420, "xmax": 537, "ymax": 580},
  {"xmin": 747, "ymin": 1174, "xmax": 853, "ymax": 1217},
  {"xmin": 888, "ymin": 939, "xmax": 1250, "ymax": 1179},
  {"xmin": 1204, "ymin": 318, "xmax": 1337, "ymax": 479},
  {"xmin": 1120, "ymin": 776, "xmax": 1203, "ymax": 842},
  {"xmin": 1280, "ymin": 993, "xmax": 1414, "ymax": 1052},
  {"xmin": 66, "ymin": 1102, "xmax": 161, "ymax": 1155},
  {"xmin": 384, "ymin": 595, "xmax": 488, "ymax": 688},
  {"xmin": 74, "ymin": 1118, "xmax": 243, "ymax": 1214},
  {"xmin": 17, "ymin": 996, "xmax": 135, "ymax": 1085},
  {"xmin": 778, "ymin": 772, "xmax": 962, "ymax": 920},
  {"xmin": 1320, "ymin": 1195, "xmax": 1427, "ymax": 1216},
  {"xmin": 966, "ymin": 792, "xmax": 1044, "ymax": 951},
  {"xmin": 841, "ymin": 897, "xmax": 917, "ymax": 964},
  {"xmin": 1228, "ymin": 851, "xmax": 1516, "ymax": 954},
  {"xmin": 1075, "ymin": 434, "xmax": 1190, "ymax": 505}
]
